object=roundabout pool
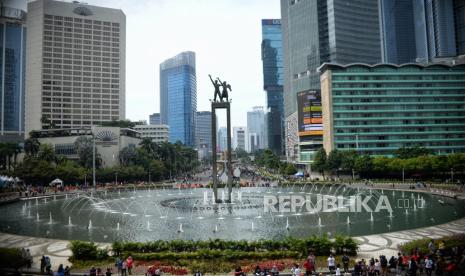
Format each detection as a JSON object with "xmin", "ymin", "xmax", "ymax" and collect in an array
[{"xmin": 0, "ymin": 184, "xmax": 464, "ymax": 242}]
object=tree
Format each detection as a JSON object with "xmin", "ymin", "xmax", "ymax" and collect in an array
[
  {"xmin": 340, "ymin": 150, "xmax": 359, "ymax": 172},
  {"xmin": 24, "ymin": 137, "xmax": 40, "ymax": 157},
  {"xmin": 354, "ymin": 155, "xmax": 373, "ymax": 175},
  {"xmin": 313, "ymin": 148, "xmax": 327, "ymax": 177},
  {"xmin": 74, "ymin": 136, "xmax": 101, "ymax": 169},
  {"xmin": 37, "ymin": 144, "xmax": 56, "ymax": 163},
  {"xmin": 327, "ymin": 150, "xmax": 343, "ymax": 176},
  {"xmin": 119, "ymin": 145, "xmax": 137, "ymax": 166},
  {"xmin": 395, "ymin": 146, "xmax": 432, "ymax": 159},
  {"xmin": 283, "ymin": 163, "xmax": 297, "ymax": 175}
]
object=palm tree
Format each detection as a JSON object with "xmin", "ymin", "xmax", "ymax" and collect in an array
[{"xmin": 24, "ymin": 137, "xmax": 40, "ymax": 156}]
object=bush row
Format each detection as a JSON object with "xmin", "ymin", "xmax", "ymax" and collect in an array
[
  {"xmin": 127, "ymin": 250, "xmax": 301, "ymax": 261},
  {"xmin": 111, "ymin": 236, "xmax": 357, "ymax": 257}
]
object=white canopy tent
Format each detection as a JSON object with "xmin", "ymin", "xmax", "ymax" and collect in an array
[{"xmin": 50, "ymin": 178, "xmax": 63, "ymax": 186}]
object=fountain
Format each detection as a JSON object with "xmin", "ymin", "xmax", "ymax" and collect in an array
[
  {"xmin": 88, "ymin": 220, "xmax": 92, "ymax": 229},
  {"xmin": 105, "ymin": 190, "xmax": 107, "ymax": 197},
  {"xmin": 238, "ymin": 191, "xmax": 242, "ymax": 202},
  {"xmin": 318, "ymin": 217, "xmax": 322, "ymax": 227},
  {"xmin": 116, "ymin": 222, "xmax": 120, "ymax": 231},
  {"xmin": 203, "ymin": 191, "xmax": 208, "ymax": 205},
  {"xmin": 211, "ymin": 192, "xmax": 215, "ymax": 203},
  {"xmin": 251, "ymin": 222, "xmax": 254, "ymax": 231},
  {"xmin": 36, "ymin": 213, "xmax": 40, "ymax": 222},
  {"xmin": 147, "ymin": 221, "xmax": 151, "ymax": 231},
  {"xmin": 214, "ymin": 225, "xmax": 218, "ymax": 233},
  {"xmin": 286, "ymin": 217, "xmax": 290, "ymax": 230},
  {"xmin": 381, "ymin": 189, "xmax": 384, "ymax": 195},
  {"xmin": 346, "ymin": 216, "xmax": 351, "ymax": 225},
  {"xmin": 389, "ymin": 211, "xmax": 394, "ymax": 219},
  {"xmin": 370, "ymin": 212, "xmax": 374, "ymax": 222},
  {"xmin": 402, "ymin": 191, "xmax": 405, "ymax": 197},
  {"xmin": 65, "ymin": 194, "xmax": 68, "ymax": 200},
  {"xmin": 392, "ymin": 191, "xmax": 395, "ymax": 196},
  {"xmin": 405, "ymin": 209, "xmax": 409, "ymax": 215},
  {"xmin": 178, "ymin": 223, "xmax": 183, "ymax": 233},
  {"xmin": 90, "ymin": 192, "xmax": 93, "ymax": 198},
  {"xmin": 413, "ymin": 201, "xmax": 417, "ymax": 211},
  {"xmin": 68, "ymin": 216, "xmax": 72, "ymax": 226},
  {"xmin": 221, "ymin": 190, "xmax": 225, "ymax": 202},
  {"xmin": 54, "ymin": 195, "xmax": 57, "ymax": 201},
  {"xmin": 44, "ymin": 198, "xmax": 47, "ymax": 204},
  {"xmin": 49, "ymin": 212, "xmax": 53, "ymax": 224}
]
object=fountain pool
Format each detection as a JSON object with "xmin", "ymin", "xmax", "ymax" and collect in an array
[{"xmin": 0, "ymin": 185, "xmax": 464, "ymax": 242}]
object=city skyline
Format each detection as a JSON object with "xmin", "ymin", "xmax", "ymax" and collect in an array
[{"xmin": 14, "ymin": 0, "xmax": 280, "ymax": 128}]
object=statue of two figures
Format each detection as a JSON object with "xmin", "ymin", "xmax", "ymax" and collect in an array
[{"xmin": 209, "ymin": 74, "xmax": 231, "ymax": 102}]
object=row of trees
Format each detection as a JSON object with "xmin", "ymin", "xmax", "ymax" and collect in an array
[
  {"xmin": 313, "ymin": 147, "xmax": 465, "ymax": 180},
  {"xmin": 11, "ymin": 137, "xmax": 199, "ymax": 185},
  {"xmin": 254, "ymin": 149, "xmax": 297, "ymax": 176}
]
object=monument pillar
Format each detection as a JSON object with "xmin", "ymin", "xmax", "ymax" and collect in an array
[{"xmin": 211, "ymin": 101, "xmax": 232, "ymax": 203}]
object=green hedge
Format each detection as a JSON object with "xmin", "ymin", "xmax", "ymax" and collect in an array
[
  {"xmin": 111, "ymin": 236, "xmax": 357, "ymax": 258},
  {"xmin": 127, "ymin": 250, "xmax": 301, "ymax": 261},
  {"xmin": 70, "ymin": 241, "xmax": 108, "ymax": 261},
  {"xmin": 0, "ymin": 248, "xmax": 28, "ymax": 269}
]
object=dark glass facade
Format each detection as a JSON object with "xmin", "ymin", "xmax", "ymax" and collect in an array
[
  {"xmin": 261, "ymin": 19, "xmax": 284, "ymax": 155},
  {"xmin": 455, "ymin": 0, "xmax": 465, "ymax": 55},
  {"xmin": 380, "ymin": 0, "xmax": 417, "ymax": 63},
  {"xmin": 159, "ymin": 52, "xmax": 197, "ymax": 147},
  {"xmin": 0, "ymin": 7, "xmax": 26, "ymax": 141}
]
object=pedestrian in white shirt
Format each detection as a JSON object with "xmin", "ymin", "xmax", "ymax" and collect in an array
[{"xmin": 328, "ymin": 254, "xmax": 336, "ymax": 274}]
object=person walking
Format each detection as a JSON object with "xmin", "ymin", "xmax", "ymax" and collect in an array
[
  {"xmin": 425, "ymin": 256, "xmax": 433, "ymax": 276},
  {"xmin": 291, "ymin": 264, "xmax": 300, "ymax": 276},
  {"xmin": 121, "ymin": 260, "xmax": 127, "ymax": 276},
  {"xmin": 56, "ymin": 264, "xmax": 65, "ymax": 276},
  {"xmin": 327, "ymin": 254, "xmax": 336, "ymax": 274},
  {"xmin": 342, "ymin": 253, "xmax": 350, "ymax": 273},
  {"xmin": 40, "ymin": 255, "xmax": 46, "ymax": 273},
  {"xmin": 45, "ymin": 256, "xmax": 52, "ymax": 274},
  {"xmin": 126, "ymin": 256, "xmax": 133, "ymax": 275},
  {"xmin": 408, "ymin": 258, "xmax": 418, "ymax": 276}
]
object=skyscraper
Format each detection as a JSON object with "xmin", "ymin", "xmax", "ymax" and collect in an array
[
  {"xmin": 281, "ymin": 0, "xmax": 381, "ymax": 162},
  {"xmin": 217, "ymin": 127, "xmax": 227, "ymax": 152},
  {"xmin": 247, "ymin": 106, "xmax": 266, "ymax": 152},
  {"xmin": 0, "ymin": 3, "xmax": 26, "ymax": 142},
  {"xmin": 261, "ymin": 19, "xmax": 284, "ymax": 155},
  {"xmin": 159, "ymin": 51, "xmax": 196, "ymax": 146},
  {"xmin": 379, "ymin": 0, "xmax": 417, "ymax": 63},
  {"xmin": 233, "ymin": 127, "xmax": 247, "ymax": 151},
  {"xmin": 195, "ymin": 111, "xmax": 213, "ymax": 151},
  {"xmin": 414, "ymin": 0, "xmax": 457, "ymax": 61},
  {"xmin": 25, "ymin": 0, "xmax": 126, "ymax": 136},
  {"xmin": 455, "ymin": 0, "xmax": 465, "ymax": 55}
]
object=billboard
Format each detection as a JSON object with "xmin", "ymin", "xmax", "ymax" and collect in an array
[{"xmin": 297, "ymin": 90, "xmax": 323, "ymax": 137}]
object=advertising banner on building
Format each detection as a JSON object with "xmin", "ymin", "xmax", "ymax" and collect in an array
[{"xmin": 297, "ymin": 90, "xmax": 323, "ymax": 137}]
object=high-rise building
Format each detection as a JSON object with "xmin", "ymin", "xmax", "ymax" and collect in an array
[
  {"xmin": 233, "ymin": 127, "xmax": 247, "ymax": 151},
  {"xmin": 25, "ymin": 0, "xmax": 126, "ymax": 136},
  {"xmin": 149, "ymin": 113, "xmax": 161, "ymax": 125},
  {"xmin": 414, "ymin": 0, "xmax": 457, "ymax": 61},
  {"xmin": 217, "ymin": 127, "xmax": 227, "ymax": 152},
  {"xmin": 0, "ymin": 3, "xmax": 26, "ymax": 142},
  {"xmin": 159, "ymin": 51, "xmax": 196, "ymax": 147},
  {"xmin": 280, "ymin": 0, "xmax": 381, "ymax": 163},
  {"xmin": 320, "ymin": 63, "xmax": 465, "ymax": 155},
  {"xmin": 454, "ymin": 0, "xmax": 465, "ymax": 55},
  {"xmin": 379, "ymin": 0, "xmax": 417, "ymax": 64},
  {"xmin": 261, "ymin": 19, "xmax": 284, "ymax": 155},
  {"xmin": 195, "ymin": 111, "xmax": 213, "ymax": 151},
  {"xmin": 247, "ymin": 106, "xmax": 266, "ymax": 152}
]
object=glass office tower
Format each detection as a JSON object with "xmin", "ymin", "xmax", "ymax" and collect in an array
[
  {"xmin": 320, "ymin": 63, "xmax": 465, "ymax": 156},
  {"xmin": 159, "ymin": 51, "xmax": 197, "ymax": 147},
  {"xmin": 280, "ymin": 0, "xmax": 381, "ymax": 162},
  {"xmin": 261, "ymin": 19, "xmax": 284, "ymax": 155},
  {"xmin": 0, "ymin": 5, "xmax": 26, "ymax": 141}
]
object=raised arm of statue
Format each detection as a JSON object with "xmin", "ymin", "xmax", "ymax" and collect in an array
[{"xmin": 209, "ymin": 74, "xmax": 215, "ymax": 85}]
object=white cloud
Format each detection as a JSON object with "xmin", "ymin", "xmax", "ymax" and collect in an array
[{"xmin": 85, "ymin": 0, "xmax": 280, "ymax": 127}]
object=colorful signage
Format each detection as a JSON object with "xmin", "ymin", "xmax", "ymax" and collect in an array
[{"xmin": 297, "ymin": 90, "xmax": 323, "ymax": 137}]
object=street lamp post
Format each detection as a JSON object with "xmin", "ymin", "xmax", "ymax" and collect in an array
[
  {"xmin": 402, "ymin": 167, "xmax": 405, "ymax": 183},
  {"xmin": 92, "ymin": 126, "xmax": 96, "ymax": 190},
  {"xmin": 148, "ymin": 171, "xmax": 151, "ymax": 184},
  {"xmin": 352, "ymin": 168, "xmax": 355, "ymax": 180},
  {"xmin": 451, "ymin": 168, "xmax": 454, "ymax": 183},
  {"xmin": 114, "ymin": 172, "xmax": 118, "ymax": 186}
]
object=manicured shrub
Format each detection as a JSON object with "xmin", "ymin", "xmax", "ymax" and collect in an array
[
  {"xmin": 70, "ymin": 240, "xmax": 108, "ymax": 260},
  {"xmin": 0, "ymin": 248, "xmax": 28, "ymax": 269}
]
